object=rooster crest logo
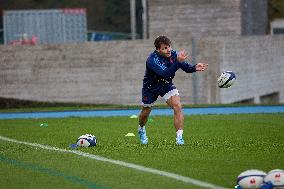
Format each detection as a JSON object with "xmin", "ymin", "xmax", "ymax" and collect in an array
[{"xmin": 250, "ymin": 178, "xmax": 256, "ymax": 184}]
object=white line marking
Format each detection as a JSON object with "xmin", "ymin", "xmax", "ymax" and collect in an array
[{"xmin": 0, "ymin": 135, "xmax": 228, "ymax": 189}]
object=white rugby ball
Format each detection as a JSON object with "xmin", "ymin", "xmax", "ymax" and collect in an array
[
  {"xmin": 76, "ymin": 134, "xmax": 97, "ymax": 147},
  {"xmin": 264, "ymin": 169, "xmax": 284, "ymax": 188},
  {"xmin": 217, "ymin": 71, "xmax": 236, "ymax": 88},
  {"xmin": 237, "ymin": 169, "xmax": 266, "ymax": 189}
]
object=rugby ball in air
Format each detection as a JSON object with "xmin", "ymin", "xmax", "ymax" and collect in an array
[
  {"xmin": 76, "ymin": 134, "xmax": 97, "ymax": 147},
  {"xmin": 217, "ymin": 71, "xmax": 236, "ymax": 88},
  {"xmin": 237, "ymin": 169, "xmax": 266, "ymax": 189},
  {"xmin": 264, "ymin": 169, "xmax": 284, "ymax": 188}
]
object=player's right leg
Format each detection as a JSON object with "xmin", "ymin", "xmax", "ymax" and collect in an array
[
  {"xmin": 139, "ymin": 106, "xmax": 152, "ymax": 127},
  {"xmin": 138, "ymin": 106, "xmax": 151, "ymax": 144},
  {"xmin": 138, "ymin": 89, "xmax": 158, "ymax": 144}
]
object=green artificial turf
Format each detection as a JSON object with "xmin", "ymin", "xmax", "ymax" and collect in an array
[{"xmin": 0, "ymin": 113, "xmax": 283, "ymax": 189}]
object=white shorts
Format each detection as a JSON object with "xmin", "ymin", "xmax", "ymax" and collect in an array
[{"xmin": 162, "ymin": 89, "xmax": 179, "ymax": 101}]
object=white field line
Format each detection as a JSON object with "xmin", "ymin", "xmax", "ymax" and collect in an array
[{"xmin": 0, "ymin": 135, "xmax": 228, "ymax": 189}]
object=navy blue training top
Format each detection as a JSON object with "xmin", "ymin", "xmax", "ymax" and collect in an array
[{"xmin": 142, "ymin": 50, "xmax": 197, "ymax": 91}]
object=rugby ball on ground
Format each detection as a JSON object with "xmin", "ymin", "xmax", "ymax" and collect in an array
[
  {"xmin": 76, "ymin": 134, "xmax": 97, "ymax": 147},
  {"xmin": 264, "ymin": 169, "xmax": 284, "ymax": 188},
  {"xmin": 217, "ymin": 71, "xmax": 236, "ymax": 88},
  {"xmin": 237, "ymin": 169, "xmax": 266, "ymax": 188}
]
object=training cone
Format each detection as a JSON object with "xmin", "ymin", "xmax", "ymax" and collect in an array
[
  {"xmin": 148, "ymin": 118, "xmax": 154, "ymax": 123},
  {"xmin": 130, "ymin": 115, "xmax": 138, "ymax": 119},
  {"xmin": 40, "ymin": 123, "xmax": 48, "ymax": 127},
  {"xmin": 125, "ymin": 133, "xmax": 135, "ymax": 137},
  {"xmin": 69, "ymin": 143, "xmax": 78, "ymax": 149}
]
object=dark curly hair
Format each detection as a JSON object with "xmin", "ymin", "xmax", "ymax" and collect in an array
[{"xmin": 154, "ymin": 35, "xmax": 171, "ymax": 50}]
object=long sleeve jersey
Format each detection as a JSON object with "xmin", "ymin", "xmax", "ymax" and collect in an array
[{"xmin": 142, "ymin": 50, "xmax": 197, "ymax": 92}]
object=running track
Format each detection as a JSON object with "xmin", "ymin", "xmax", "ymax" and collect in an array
[{"xmin": 0, "ymin": 106, "xmax": 284, "ymax": 119}]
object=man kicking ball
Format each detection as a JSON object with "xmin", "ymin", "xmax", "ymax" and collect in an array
[{"xmin": 138, "ymin": 35, "xmax": 208, "ymax": 145}]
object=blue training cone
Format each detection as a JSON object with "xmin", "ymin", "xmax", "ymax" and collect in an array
[{"xmin": 69, "ymin": 143, "xmax": 78, "ymax": 149}]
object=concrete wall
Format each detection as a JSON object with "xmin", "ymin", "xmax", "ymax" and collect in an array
[
  {"xmin": 218, "ymin": 35, "xmax": 284, "ymax": 103},
  {"xmin": 148, "ymin": 0, "xmax": 268, "ymax": 38},
  {"xmin": 0, "ymin": 41, "xmax": 152, "ymax": 105},
  {"xmin": 0, "ymin": 39, "xmax": 220, "ymax": 105},
  {"xmin": 241, "ymin": 0, "xmax": 268, "ymax": 35},
  {"xmin": 1, "ymin": 35, "xmax": 284, "ymax": 105},
  {"xmin": 148, "ymin": 0, "xmax": 242, "ymax": 38}
]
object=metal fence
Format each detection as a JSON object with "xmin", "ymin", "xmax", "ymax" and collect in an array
[{"xmin": 3, "ymin": 9, "xmax": 87, "ymax": 44}]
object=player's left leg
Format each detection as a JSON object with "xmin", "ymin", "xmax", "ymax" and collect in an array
[
  {"xmin": 166, "ymin": 95, "xmax": 184, "ymax": 131},
  {"xmin": 164, "ymin": 91, "xmax": 185, "ymax": 145}
]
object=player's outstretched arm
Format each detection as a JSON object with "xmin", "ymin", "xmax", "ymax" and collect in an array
[
  {"xmin": 177, "ymin": 49, "xmax": 187, "ymax": 62},
  {"xmin": 177, "ymin": 50, "xmax": 196, "ymax": 73},
  {"xmin": 177, "ymin": 49, "xmax": 208, "ymax": 72},
  {"xmin": 195, "ymin": 63, "xmax": 208, "ymax": 71}
]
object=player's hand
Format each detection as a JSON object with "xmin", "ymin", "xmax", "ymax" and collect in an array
[
  {"xmin": 177, "ymin": 50, "xmax": 187, "ymax": 63},
  {"xmin": 195, "ymin": 63, "xmax": 208, "ymax": 71}
]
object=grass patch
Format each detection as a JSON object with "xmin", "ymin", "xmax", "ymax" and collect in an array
[{"xmin": 0, "ymin": 113, "xmax": 283, "ymax": 188}]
